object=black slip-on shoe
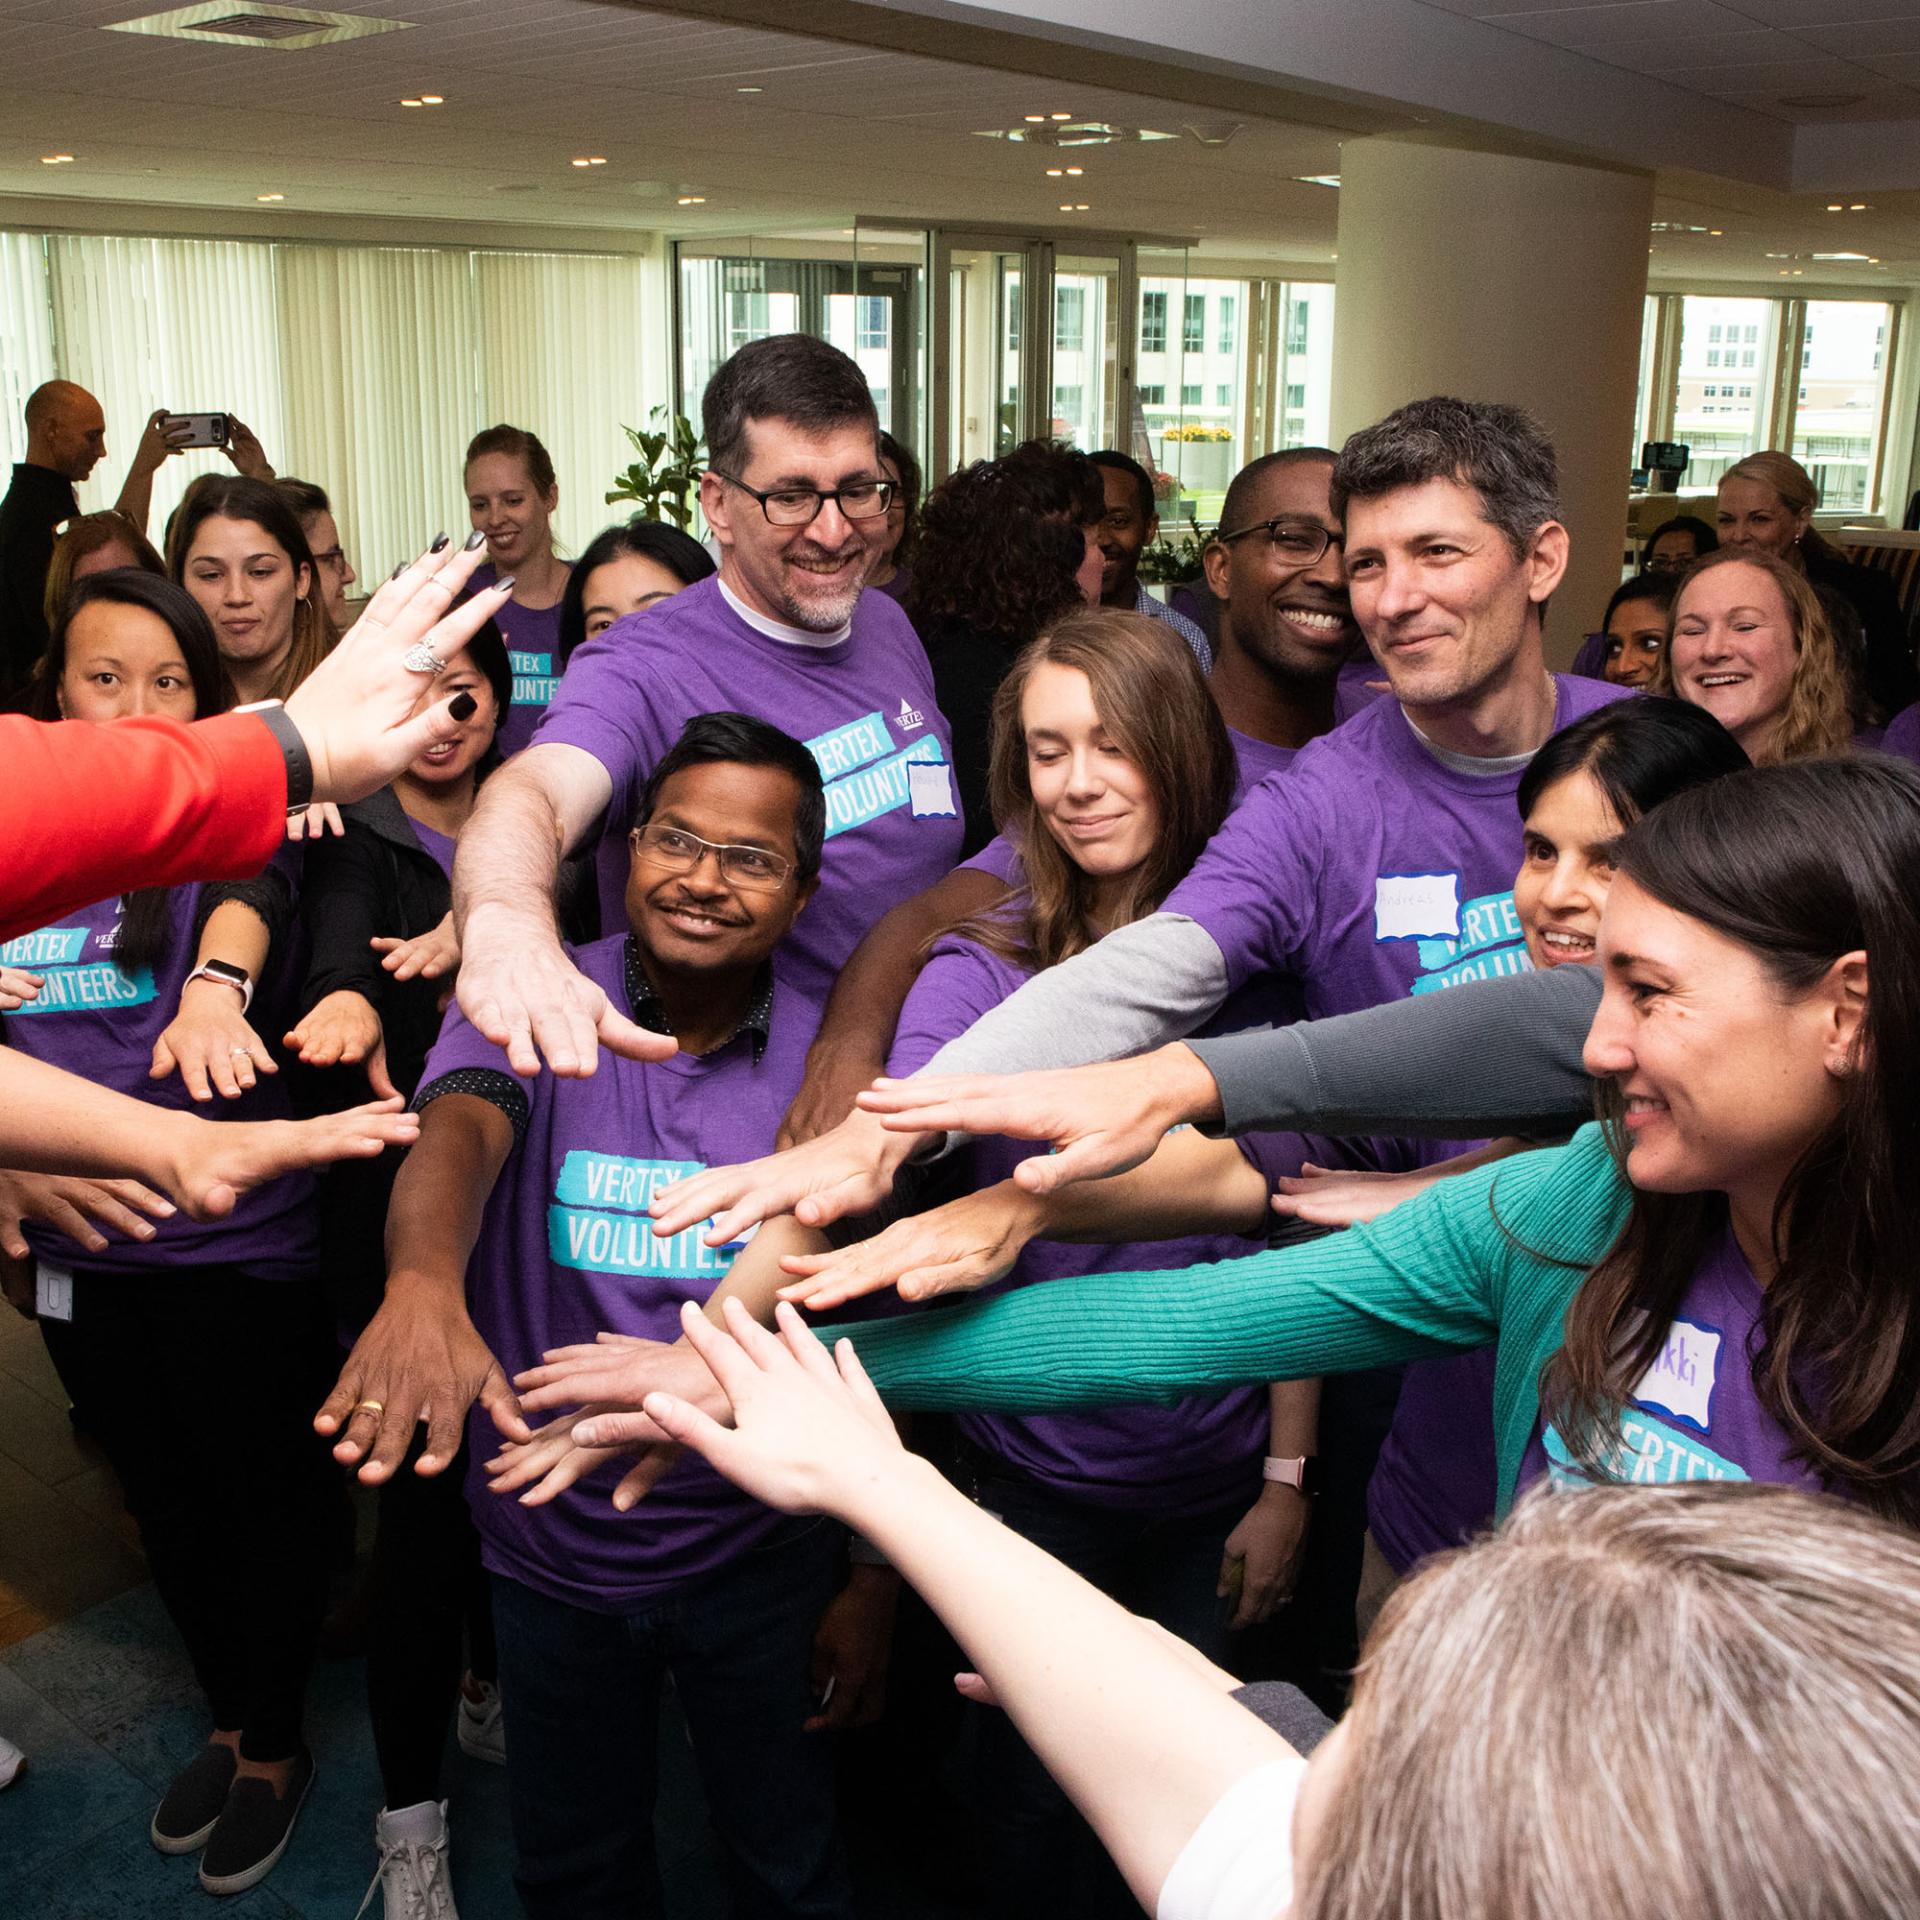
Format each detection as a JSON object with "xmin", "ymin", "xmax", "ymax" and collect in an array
[
  {"xmin": 149, "ymin": 1743, "xmax": 237, "ymax": 1854},
  {"xmin": 197, "ymin": 1748, "xmax": 315, "ymax": 1896}
]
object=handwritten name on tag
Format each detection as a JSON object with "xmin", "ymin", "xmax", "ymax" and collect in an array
[{"xmin": 1374, "ymin": 872, "xmax": 1461, "ymax": 941}]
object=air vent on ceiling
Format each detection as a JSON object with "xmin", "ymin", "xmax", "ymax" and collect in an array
[{"xmin": 106, "ymin": 5, "xmax": 412, "ymax": 52}]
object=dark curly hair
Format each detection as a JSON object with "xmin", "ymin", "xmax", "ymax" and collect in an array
[{"xmin": 904, "ymin": 439, "xmax": 1099, "ymax": 646}]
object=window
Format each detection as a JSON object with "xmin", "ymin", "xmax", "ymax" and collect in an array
[
  {"xmin": 1793, "ymin": 299, "xmax": 1895, "ymax": 512},
  {"xmin": 1285, "ymin": 382, "xmax": 1306, "ymax": 409},
  {"xmin": 1055, "ymin": 284, "xmax": 1085, "ymax": 353},
  {"xmin": 1745, "ymin": 324, "xmax": 1758, "ymax": 343},
  {"xmin": 1217, "ymin": 295, "xmax": 1236, "ymax": 354},
  {"xmin": 1674, "ymin": 295, "xmax": 1778, "ymax": 488},
  {"xmin": 1216, "ymin": 383, "xmax": 1232, "ymax": 406},
  {"xmin": 1138, "ymin": 383, "xmax": 1166, "ymax": 405},
  {"xmin": 1181, "ymin": 381, "xmax": 1202, "ymax": 407},
  {"xmin": 1052, "ymin": 383, "xmax": 1083, "ymax": 420},
  {"xmin": 1285, "ymin": 301, "xmax": 1310, "ymax": 355},
  {"xmin": 1183, "ymin": 293, "xmax": 1205, "ymax": 353},
  {"xmin": 856, "ymin": 295, "xmax": 888, "ymax": 352},
  {"xmin": 1140, "ymin": 290, "xmax": 1167, "ymax": 354}
]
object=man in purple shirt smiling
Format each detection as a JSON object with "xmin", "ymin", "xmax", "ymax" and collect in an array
[
  {"xmin": 321, "ymin": 716, "xmax": 863, "ymax": 1919},
  {"xmin": 450, "ymin": 334, "xmax": 960, "ymax": 1077},
  {"xmin": 656, "ymin": 396, "xmax": 1630, "ymax": 1241}
]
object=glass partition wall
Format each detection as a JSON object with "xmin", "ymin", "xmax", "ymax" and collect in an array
[{"xmin": 676, "ymin": 225, "xmax": 1339, "ymax": 539}]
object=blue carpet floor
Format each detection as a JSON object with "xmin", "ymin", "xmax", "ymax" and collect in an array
[{"xmin": 0, "ymin": 1583, "xmax": 732, "ymax": 1918}]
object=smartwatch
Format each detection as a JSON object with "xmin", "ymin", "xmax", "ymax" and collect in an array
[
  {"xmin": 184, "ymin": 959, "xmax": 255, "ymax": 1014},
  {"xmin": 1262, "ymin": 1455, "xmax": 1322, "ymax": 1497},
  {"xmin": 234, "ymin": 697, "xmax": 315, "ymax": 814}
]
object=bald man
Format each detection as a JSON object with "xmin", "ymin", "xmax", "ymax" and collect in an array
[{"xmin": 0, "ymin": 381, "xmax": 111, "ymax": 705}]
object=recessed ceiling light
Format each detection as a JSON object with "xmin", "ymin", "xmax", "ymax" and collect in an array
[
  {"xmin": 677, "ymin": 195, "xmax": 705, "ymax": 205},
  {"xmin": 1827, "ymin": 203, "xmax": 1844, "ymax": 211},
  {"xmin": 1059, "ymin": 202, "xmax": 1074, "ymax": 210},
  {"xmin": 1066, "ymin": 166, "xmax": 1083, "ymax": 176},
  {"xmin": 1050, "ymin": 111, "xmax": 1072, "ymax": 120},
  {"xmin": 1024, "ymin": 114, "xmax": 1047, "ymax": 123},
  {"xmin": 1047, "ymin": 167, "xmax": 1063, "ymax": 176},
  {"xmin": 1710, "ymin": 229, "xmax": 1723, "ymax": 236},
  {"xmin": 40, "ymin": 153, "xmax": 74, "ymax": 165},
  {"xmin": 1075, "ymin": 202, "xmax": 1088, "ymax": 210},
  {"xmin": 419, "ymin": 93, "xmax": 442, "ymax": 104},
  {"xmin": 572, "ymin": 156, "xmax": 607, "ymax": 168},
  {"xmin": 401, "ymin": 96, "xmax": 422, "ymax": 106},
  {"xmin": 1850, "ymin": 202, "xmax": 1867, "ymax": 211},
  {"xmin": 256, "ymin": 191, "xmax": 285, "ymax": 202},
  {"xmin": 737, "ymin": 85, "xmax": 762, "ymax": 93}
]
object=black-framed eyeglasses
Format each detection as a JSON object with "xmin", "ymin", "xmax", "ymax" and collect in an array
[
  {"xmin": 1215, "ymin": 518, "xmax": 1341, "ymax": 564},
  {"xmin": 714, "ymin": 471, "xmax": 895, "ymax": 526},
  {"xmin": 629, "ymin": 823, "xmax": 795, "ymax": 890}
]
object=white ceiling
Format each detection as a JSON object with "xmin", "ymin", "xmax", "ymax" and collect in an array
[
  {"xmin": 1413, "ymin": 0, "xmax": 1920, "ymax": 122},
  {"xmin": 0, "ymin": 0, "xmax": 1915, "ymax": 289}
]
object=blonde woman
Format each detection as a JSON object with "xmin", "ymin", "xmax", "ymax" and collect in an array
[
  {"xmin": 1716, "ymin": 448, "xmax": 1915, "ymax": 720},
  {"xmin": 1655, "ymin": 546, "xmax": 1851, "ymax": 763}
]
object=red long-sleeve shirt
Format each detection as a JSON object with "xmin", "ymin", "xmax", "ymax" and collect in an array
[{"xmin": 1, "ymin": 712, "xmax": 285, "ymax": 939}]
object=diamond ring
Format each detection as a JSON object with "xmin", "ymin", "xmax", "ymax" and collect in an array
[{"xmin": 402, "ymin": 642, "xmax": 446, "ymax": 675}]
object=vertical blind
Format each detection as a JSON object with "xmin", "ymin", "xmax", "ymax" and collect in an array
[{"xmin": 0, "ymin": 231, "xmax": 660, "ymax": 581}]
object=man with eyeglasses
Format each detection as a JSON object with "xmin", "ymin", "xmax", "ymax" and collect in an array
[
  {"xmin": 452, "ymin": 334, "xmax": 960, "ymax": 1077},
  {"xmin": 330, "ymin": 712, "xmax": 861, "ymax": 1918}
]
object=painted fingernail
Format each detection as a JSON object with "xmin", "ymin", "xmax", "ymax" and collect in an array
[
  {"xmin": 430, "ymin": 531, "xmax": 451, "ymax": 552},
  {"xmin": 494, "ymin": 574, "xmax": 516, "ymax": 594},
  {"xmin": 449, "ymin": 692, "xmax": 477, "ymax": 722},
  {"xmin": 464, "ymin": 528, "xmax": 486, "ymax": 550},
  {"xmin": 389, "ymin": 563, "xmax": 406, "ymax": 581}
]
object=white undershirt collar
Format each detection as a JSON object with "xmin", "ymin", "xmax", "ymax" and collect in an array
[{"xmin": 718, "ymin": 576, "xmax": 851, "ymax": 650}]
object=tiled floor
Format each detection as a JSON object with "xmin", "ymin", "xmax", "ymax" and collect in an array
[{"xmin": 0, "ymin": 1312, "xmax": 971, "ymax": 1919}]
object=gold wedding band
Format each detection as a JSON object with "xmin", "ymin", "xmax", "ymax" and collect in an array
[{"xmin": 355, "ymin": 1399, "xmax": 386, "ymax": 1416}]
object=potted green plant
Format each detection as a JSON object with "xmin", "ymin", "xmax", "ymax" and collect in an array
[{"xmin": 607, "ymin": 406, "xmax": 705, "ymax": 529}]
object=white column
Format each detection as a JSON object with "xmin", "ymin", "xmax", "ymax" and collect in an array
[{"xmin": 1332, "ymin": 137, "xmax": 1654, "ymax": 665}]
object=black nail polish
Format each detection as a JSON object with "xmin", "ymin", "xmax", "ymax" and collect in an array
[
  {"xmin": 430, "ymin": 531, "xmax": 451, "ymax": 553},
  {"xmin": 389, "ymin": 563, "xmax": 406, "ymax": 581},
  {"xmin": 448, "ymin": 692, "xmax": 477, "ymax": 722},
  {"xmin": 464, "ymin": 529, "xmax": 486, "ymax": 550},
  {"xmin": 495, "ymin": 575, "xmax": 516, "ymax": 595}
]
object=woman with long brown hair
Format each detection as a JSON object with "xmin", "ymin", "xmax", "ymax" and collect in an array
[{"xmin": 884, "ymin": 605, "xmax": 1314, "ymax": 1918}]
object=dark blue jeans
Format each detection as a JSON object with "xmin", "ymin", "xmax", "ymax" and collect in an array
[
  {"xmin": 963, "ymin": 1450, "xmax": 1252, "ymax": 1920},
  {"xmin": 490, "ymin": 1518, "xmax": 852, "ymax": 1920}
]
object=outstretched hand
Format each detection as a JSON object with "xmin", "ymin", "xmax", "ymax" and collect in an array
[
  {"xmin": 853, "ymin": 1044, "xmax": 1221, "ymax": 1197},
  {"xmin": 282, "ymin": 535, "xmax": 507, "ymax": 806},
  {"xmin": 637, "ymin": 1298, "xmax": 904, "ymax": 1520},
  {"xmin": 648, "ymin": 1109, "xmax": 909, "ymax": 1245},
  {"xmin": 775, "ymin": 1181, "xmax": 1043, "ymax": 1311}
]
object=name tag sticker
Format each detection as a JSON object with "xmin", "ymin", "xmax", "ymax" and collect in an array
[
  {"xmin": 1631, "ymin": 1316, "xmax": 1722, "ymax": 1433},
  {"xmin": 1374, "ymin": 872, "xmax": 1461, "ymax": 941},
  {"xmin": 908, "ymin": 761, "xmax": 958, "ymax": 819},
  {"xmin": 35, "ymin": 1261, "xmax": 74, "ymax": 1323}
]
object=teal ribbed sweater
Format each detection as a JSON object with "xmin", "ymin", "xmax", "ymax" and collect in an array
[{"xmin": 840, "ymin": 1124, "xmax": 1633, "ymax": 1515}]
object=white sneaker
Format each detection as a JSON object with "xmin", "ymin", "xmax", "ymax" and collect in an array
[
  {"xmin": 0, "ymin": 1732, "xmax": 24, "ymax": 1789},
  {"xmin": 354, "ymin": 1800, "xmax": 459, "ymax": 1920},
  {"xmin": 455, "ymin": 1680, "xmax": 504, "ymax": 1767}
]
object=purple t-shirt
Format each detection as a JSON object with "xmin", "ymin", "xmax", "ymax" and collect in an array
[
  {"xmin": 1164, "ymin": 677, "xmax": 1629, "ymax": 1571},
  {"xmin": 890, "ymin": 934, "xmax": 1276, "ymax": 1516},
  {"xmin": 1880, "ymin": 701, "xmax": 1920, "ymax": 767},
  {"xmin": 469, "ymin": 563, "xmax": 564, "ymax": 759},
  {"xmin": 2, "ymin": 885, "xmax": 316, "ymax": 1278},
  {"xmin": 420, "ymin": 934, "xmax": 822, "ymax": 1611},
  {"xmin": 1333, "ymin": 652, "xmax": 1388, "ymax": 724},
  {"xmin": 536, "ymin": 576, "xmax": 963, "ymax": 1006},
  {"xmin": 1519, "ymin": 1227, "xmax": 1827, "ymax": 1497},
  {"xmin": 1167, "ymin": 676, "xmax": 1632, "ymax": 1019},
  {"xmin": 412, "ymin": 820, "xmax": 457, "ymax": 880}
]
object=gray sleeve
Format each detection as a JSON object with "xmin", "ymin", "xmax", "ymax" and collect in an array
[
  {"xmin": 1185, "ymin": 962, "xmax": 1603, "ymax": 1138},
  {"xmin": 923, "ymin": 913, "xmax": 1229, "ymax": 1075}
]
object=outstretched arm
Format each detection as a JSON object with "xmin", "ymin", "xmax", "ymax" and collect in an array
[{"xmin": 649, "ymin": 1300, "xmax": 1302, "ymax": 1916}]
